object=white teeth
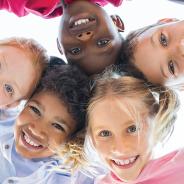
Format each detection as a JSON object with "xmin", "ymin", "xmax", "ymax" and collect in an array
[
  {"xmin": 24, "ymin": 134, "xmax": 40, "ymax": 147},
  {"xmin": 113, "ymin": 156, "xmax": 137, "ymax": 166},
  {"xmin": 74, "ymin": 19, "xmax": 90, "ymax": 26}
]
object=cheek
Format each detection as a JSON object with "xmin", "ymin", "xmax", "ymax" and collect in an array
[
  {"xmin": 93, "ymin": 138, "xmax": 111, "ymax": 156},
  {"xmin": 16, "ymin": 110, "xmax": 30, "ymax": 126},
  {"xmin": 139, "ymin": 133, "xmax": 154, "ymax": 155},
  {"xmin": 47, "ymin": 132, "xmax": 67, "ymax": 150}
]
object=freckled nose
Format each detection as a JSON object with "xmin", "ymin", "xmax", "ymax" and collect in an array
[
  {"xmin": 180, "ymin": 39, "xmax": 184, "ymax": 55},
  {"xmin": 76, "ymin": 31, "xmax": 93, "ymax": 41}
]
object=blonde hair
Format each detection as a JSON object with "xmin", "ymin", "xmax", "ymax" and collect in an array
[
  {"xmin": 55, "ymin": 66, "xmax": 179, "ymax": 173},
  {"xmin": 0, "ymin": 37, "xmax": 49, "ymax": 95},
  {"xmin": 88, "ymin": 66, "xmax": 179, "ymax": 145},
  {"xmin": 56, "ymin": 130, "xmax": 86, "ymax": 172}
]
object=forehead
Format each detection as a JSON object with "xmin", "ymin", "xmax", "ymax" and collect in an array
[
  {"xmin": 0, "ymin": 45, "xmax": 36, "ymax": 96},
  {"xmin": 137, "ymin": 20, "xmax": 183, "ymax": 38},
  {"xmin": 31, "ymin": 92, "xmax": 66, "ymax": 114},
  {"xmin": 89, "ymin": 95, "xmax": 148, "ymax": 126}
]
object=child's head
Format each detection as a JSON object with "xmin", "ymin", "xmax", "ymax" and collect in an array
[
  {"xmin": 0, "ymin": 37, "xmax": 48, "ymax": 108},
  {"xmin": 87, "ymin": 66, "xmax": 178, "ymax": 181},
  {"xmin": 57, "ymin": 0, "xmax": 124, "ymax": 75},
  {"xmin": 121, "ymin": 19, "xmax": 184, "ymax": 87},
  {"xmin": 14, "ymin": 61, "xmax": 90, "ymax": 159}
]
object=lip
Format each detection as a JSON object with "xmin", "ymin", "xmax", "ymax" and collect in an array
[
  {"xmin": 111, "ymin": 155, "xmax": 139, "ymax": 169},
  {"xmin": 20, "ymin": 130, "xmax": 45, "ymax": 151},
  {"xmin": 69, "ymin": 13, "xmax": 97, "ymax": 35}
]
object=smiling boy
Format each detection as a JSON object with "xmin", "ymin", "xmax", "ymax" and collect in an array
[
  {"xmin": 0, "ymin": 59, "xmax": 90, "ymax": 183},
  {"xmin": 58, "ymin": 0, "xmax": 124, "ymax": 75}
]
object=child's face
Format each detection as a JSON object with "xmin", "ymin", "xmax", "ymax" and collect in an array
[
  {"xmin": 0, "ymin": 46, "xmax": 36, "ymax": 108},
  {"xmin": 14, "ymin": 91, "xmax": 76, "ymax": 159},
  {"xmin": 58, "ymin": 1, "xmax": 122, "ymax": 75},
  {"xmin": 89, "ymin": 96, "xmax": 154, "ymax": 181},
  {"xmin": 133, "ymin": 20, "xmax": 184, "ymax": 85}
]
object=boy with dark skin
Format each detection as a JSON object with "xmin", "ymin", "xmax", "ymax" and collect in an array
[
  {"xmin": 57, "ymin": 0, "xmax": 124, "ymax": 75},
  {"xmin": 0, "ymin": 0, "xmax": 124, "ymax": 75}
]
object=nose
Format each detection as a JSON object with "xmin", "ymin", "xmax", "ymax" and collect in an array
[
  {"xmin": 28, "ymin": 121, "xmax": 47, "ymax": 140},
  {"xmin": 76, "ymin": 31, "xmax": 93, "ymax": 41},
  {"xmin": 111, "ymin": 137, "xmax": 131, "ymax": 155}
]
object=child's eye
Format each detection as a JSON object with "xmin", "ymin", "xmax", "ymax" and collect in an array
[
  {"xmin": 127, "ymin": 125, "xmax": 138, "ymax": 133},
  {"xmin": 159, "ymin": 33, "xmax": 168, "ymax": 47},
  {"xmin": 168, "ymin": 60, "xmax": 175, "ymax": 75},
  {"xmin": 97, "ymin": 39, "xmax": 110, "ymax": 47},
  {"xmin": 29, "ymin": 105, "xmax": 41, "ymax": 116},
  {"xmin": 69, "ymin": 47, "xmax": 81, "ymax": 55},
  {"xmin": 4, "ymin": 84, "xmax": 14, "ymax": 96},
  {"xmin": 52, "ymin": 123, "xmax": 65, "ymax": 132},
  {"xmin": 98, "ymin": 130, "xmax": 112, "ymax": 137}
]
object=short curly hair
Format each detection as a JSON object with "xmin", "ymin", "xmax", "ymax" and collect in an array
[{"xmin": 33, "ymin": 59, "xmax": 90, "ymax": 136}]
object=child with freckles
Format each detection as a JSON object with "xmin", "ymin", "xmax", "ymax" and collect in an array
[
  {"xmin": 0, "ymin": 58, "xmax": 90, "ymax": 184},
  {"xmin": 74, "ymin": 66, "xmax": 184, "ymax": 184}
]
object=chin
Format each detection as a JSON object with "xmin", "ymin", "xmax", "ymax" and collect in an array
[{"xmin": 117, "ymin": 172, "xmax": 140, "ymax": 182}]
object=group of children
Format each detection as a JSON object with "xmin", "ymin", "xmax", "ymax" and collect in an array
[{"xmin": 0, "ymin": 0, "xmax": 184, "ymax": 183}]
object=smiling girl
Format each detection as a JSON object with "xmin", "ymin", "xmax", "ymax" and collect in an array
[
  {"xmin": 120, "ymin": 19, "xmax": 184, "ymax": 87},
  {"xmin": 85, "ymin": 66, "xmax": 184, "ymax": 184}
]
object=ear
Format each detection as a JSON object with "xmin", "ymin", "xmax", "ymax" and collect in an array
[
  {"xmin": 157, "ymin": 18, "xmax": 179, "ymax": 24},
  {"xmin": 111, "ymin": 15, "xmax": 125, "ymax": 32},
  {"xmin": 56, "ymin": 38, "xmax": 63, "ymax": 55}
]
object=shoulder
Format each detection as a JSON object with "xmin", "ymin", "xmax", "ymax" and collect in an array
[
  {"xmin": 71, "ymin": 171, "xmax": 95, "ymax": 184},
  {"xmin": 0, "ymin": 118, "xmax": 15, "ymax": 137}
]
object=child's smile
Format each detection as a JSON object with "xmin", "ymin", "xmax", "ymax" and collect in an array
[
  {"xmin": 14, "ymin": 91, "xmax": 76, "ymax": 159},
  {"xmin": 58, "ymin": 0, "xmax": 122, "ymax": 75},
  {"xmin": 89, "ymin": 95, "xmax": 154, "ymax": 181},
  {"xmin": 111, "ymin": 155, "xmax": 139, "ymax": 169},
  {"xmin": 68, "ymin": 13, "xmax": 96, "ymax": 36},
  {"xmin": 20, "ymin": 128, "xmax": 45, "ymax": 151}
]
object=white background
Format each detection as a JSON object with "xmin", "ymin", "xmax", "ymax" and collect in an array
[{"xmin": 0, "ymin": 0, "xmax": 184, "ymax": 155}]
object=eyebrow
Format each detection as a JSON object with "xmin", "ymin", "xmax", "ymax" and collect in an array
[
  {"xmin": 54, "ymin": 117, "xmax": 71, "ymax": 132},
  {"xmin": 30, "ymin": 99, "xmax": 45, "ymax": 111},
  {"xmin": 92, "ymin": 120, "xmax": 135, "ymax": 131}
]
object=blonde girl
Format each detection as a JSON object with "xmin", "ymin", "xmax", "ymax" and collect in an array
[{"xmin": 86, "ymin": 66, "xmax": 181, "ymax": 184}]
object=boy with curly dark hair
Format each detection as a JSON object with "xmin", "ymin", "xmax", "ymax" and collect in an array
[{"xmin": 0, "ymin": 57, "xmax": 90, "ymax": 183}]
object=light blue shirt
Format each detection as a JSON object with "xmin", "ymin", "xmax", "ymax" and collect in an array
[
  {"xmin": 0, "ymin": 119, "xmax": 71, "ymax": 184},
  {"xmin": 0, "ymin": 101, "xmax": 26, "ymax": 122}
]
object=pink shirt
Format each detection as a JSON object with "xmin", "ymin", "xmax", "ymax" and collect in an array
[
  {"xmin": 0, "ymin": 0, "xmax": 123, "ymax": 19},
  {"xmin": 95, "ymin": 149, "xmax": 184, "ymax": 184}
]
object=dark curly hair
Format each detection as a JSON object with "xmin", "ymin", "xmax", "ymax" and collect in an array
[{"xmin": 32, "ymin": 57, "xmax": 90, "ymax": 136}]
